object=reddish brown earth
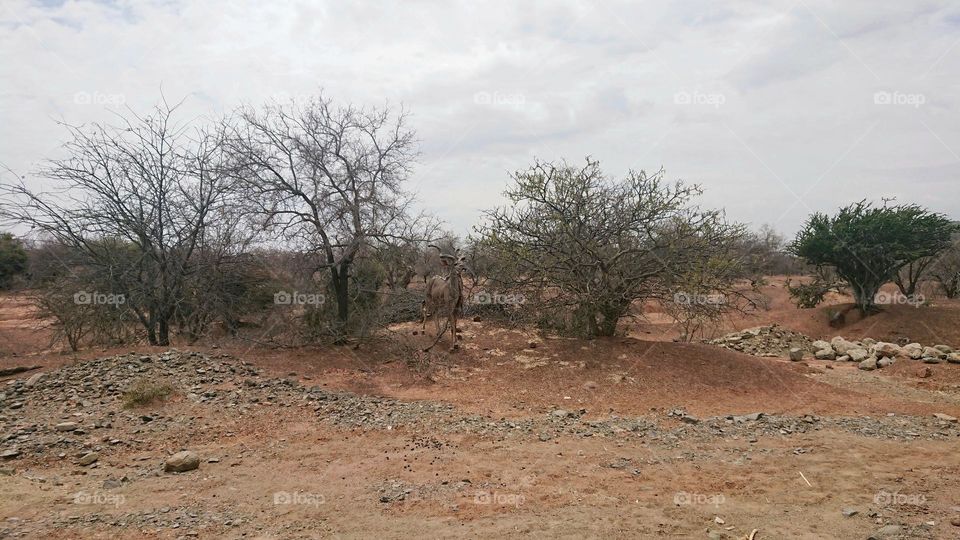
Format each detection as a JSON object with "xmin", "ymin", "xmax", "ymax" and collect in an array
[{"xmin": 1, "ymin": 283, "xmax": 960, "ymax": 539}]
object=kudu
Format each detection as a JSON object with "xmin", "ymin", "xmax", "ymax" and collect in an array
[{"xmin": 421, "ymin": 245, "xmax": 465, "ymax": 351}]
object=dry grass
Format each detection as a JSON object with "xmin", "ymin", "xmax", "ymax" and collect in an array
[{"xmin": 122, "ymin": 378, "xmax": 174, "ymax": 409}]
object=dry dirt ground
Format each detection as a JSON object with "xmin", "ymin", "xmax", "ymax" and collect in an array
[{"xmin": 1, "ymin": 281, "xmax": 960, "ymax": 539}]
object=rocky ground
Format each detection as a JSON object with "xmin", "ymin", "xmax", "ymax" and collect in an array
[{"xmin": 2, "ymin": 347, "xmax": 960, "ymax": 538}]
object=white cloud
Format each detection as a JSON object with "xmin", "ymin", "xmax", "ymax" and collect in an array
[{"xmin": 2, "ymin": 0, "xmax": 959, "ymax": 235}]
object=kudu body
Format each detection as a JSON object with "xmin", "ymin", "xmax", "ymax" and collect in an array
[{"xmin": 421, "ymin": 245, "xmax": 464, "ymax": 351}]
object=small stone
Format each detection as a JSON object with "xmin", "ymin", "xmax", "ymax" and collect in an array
[
  {"xmin": 877, "ymin": 358, "xmax": 892, "ymax": 368},
  {"xmin": 842, "ymin": 508, "xmax": 858, "ymax": 517},
  {"xmin": 164, "ymin": 451, "xmax": 200, "ymax": 473},
  {"xmin": 78, "ymin": 452, "xmax": 99, "ymax": 466},
  {"xmin": 868, "ymin": 524, "xmax": 903, "ymax": 539},
  {"xmin": 1, "ymin": 449, "xmax": 20, "ymax": 459},
  {"xmin": 858, "ymin": 357, "xmax": 878, "ymax": 371},
  {"xmin": 103, "ymin": 477, "xmax": 123, "ymax": 489},
  {"xmin": 55, "ymin": 422, "xmax": 79, "ymax": 432},
  {"xmin": 950, "ymin": 516, "xmax": 960, "ymax": 527},
  {"xmin": 582, "ymin": 381, "xmax": 597, "ymax": 390},
  {"xmin": 789, "ymin": 348, "xmax": 804, "ymax": 361},
  {"xmin": 933, "ymin": 413, "xmax": 957, "ymax": 423}
]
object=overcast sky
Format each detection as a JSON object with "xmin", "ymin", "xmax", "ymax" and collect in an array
[{"xmin": 2, "ymin": 0, "xmax": 958, "ymax": 237}]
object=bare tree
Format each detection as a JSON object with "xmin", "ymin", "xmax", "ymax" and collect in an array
[
  {"xmin": 0, "ymin": 99, "xmax": 237, "ymax": 346},
  {"xmin": 222, "ymin": 94, "xmax": 423, "ymax": 336}
]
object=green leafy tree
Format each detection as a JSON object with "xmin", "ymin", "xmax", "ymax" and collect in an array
[
  {"xmin": 476, "ymin": 157, "xmax": 749, "ymax": 338},
  {"xmin": 0, "ymin": 233, "xmax": 27, "ymax": 289},
  {"xmin": 791, "ymin": 201, "xmax": 957, "ymax": 315}
]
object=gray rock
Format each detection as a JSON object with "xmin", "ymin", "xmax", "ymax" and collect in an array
[
  {"xmin": 922, "ymin": 356, "xmax": 943, "ymax": 364},
  {"xmin": 934, "ymin": 344, "xmax": 953, "ymax": 354},
  {"xmin": 841, "ymin": 508, "xmax": 858, "ymax": 517},
  {"xmin": 815, "ymin": 349, "xmax": 836, "ymax": 360},
  {"xmin": 901, "ymin": 343, "xmax": 924, "ymax": 359},
  {"xmin": 831, "ymin": 337, "xmax": 859, "ymax": 354},
  {"xmin": 859, "ymin": 358, "xmax": 878, "ymax": 371},
  {"xmin": 54, "ymin": 422, "xmax": 79, "ymax": 432},
  {"xmin": 789, "ymin": 348, "xmax": 804, "ymax": 361},
  {"xmin": 164, "ymin": 451, "xmax": 200, "ymax": 473},
  {"xmin": 947, "ymin": 352, "xmax": 960, "ymax": 364},
  {"xmin": 848, "ymin": 348, "xmax": 870, "ymax": 362},
  {"xmin": 812, "ymin": 340, "xmax": 832, "ymax": 351},
  {"xmin": 873, "ymin": 342, "xmax": 901, "ymax": 358},
  {"xmin": 1, "ymin": 449, "xmax": 20, "ymax": 459},
  {"xmin": 78, "ymin": 452, "xmax": 99, "ymax": 466},
  {"xmin": 868, "ymin": 524, "xmax": 903, "ymax": 539},
  {"xmin": 922, "ymin": 346, "xmax": 945, "ymax": 359},
  {"xmin": 933, "ymin": 413, "xmax": 957, "ymax": 423},
  {"xmin": 877, "ymin": 358, "xmax": 892, "ymax": 368}
]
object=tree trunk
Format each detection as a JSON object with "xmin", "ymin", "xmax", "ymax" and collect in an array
[
  {"xmin": 157, "ymin": 316, "xmax": 170, "ymax": 346},
  {"xmin": 852, "ymin": 282, "xmax": 879, "ymax": 316}
]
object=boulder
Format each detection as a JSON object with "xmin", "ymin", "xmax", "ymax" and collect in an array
[
  {"xmin": 847, "ymin": 348, "xmax": 869, "ymax": 362},
  {"xmin": 811, "ymin": 340, "xmax": 832, "ymax": 352},
  {"xmin": 164, "ymin": 451, "xmax": 200, "ymax": 473},
  {"xmin": 877, "ymin": 357, "xmax": 892, "ymax": 368},
  {"xmin": 814, "ymin": 349, "xmax": 836, "ymax": 360},
  {"xmin": 901, "ymin": 343, "xmax": 924, "ymax": 359},
  {"xmin": 831, "ymin": 337, "xmax": 859, "ymax": 354},
  {"xmin": 861, "ymin": 338, "xmax": 877, "ymax": 347},
  {"xmin": 948, "ymin": 353, "xmax": 960, "ymax": 364},
  {"xmin": 934, "ymin": 344, "xmax": 953, "ymax": 354},
  {"xmin": 858, "ymin": 357, "xmax": 878, "ymax": 371},
  {"xmin": 788, "ymin": 348, "xmax": 804, "ymax": 361},
  {"xmin": 922, "ymin": 346, "xmax": 945, "ymax": 359},
  {"xmin": 873, "ymin": 342, "xmax": 901, "ymax": 358},
  {"xmin": 923, "ymin": 356, "xmax": 943, "ymax": 364}
]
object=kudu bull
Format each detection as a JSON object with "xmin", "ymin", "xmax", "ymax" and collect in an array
[{"xmin": 421, "ymin": 245, "xmax": 465, "ymax": 351}]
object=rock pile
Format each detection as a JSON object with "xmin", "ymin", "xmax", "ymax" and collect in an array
[
  {"xmin": 708, "ymin": 325, "xmax": 814, "ymax": 357},
  {"xmin": 710, "ymin": 327, "xmax": 959, "ymax": 372},
  {"xmin": 809, "ymin": 336, "xmax": 960, "ymax": 371}
]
